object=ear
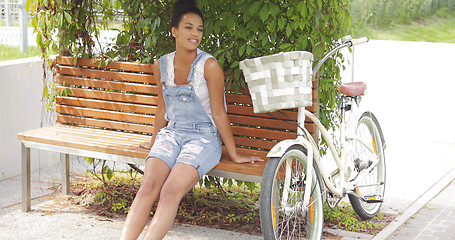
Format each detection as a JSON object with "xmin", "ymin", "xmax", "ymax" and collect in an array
[{"xmin": 171, "ymin": 27, "xmax": 177, "ymax": 38}]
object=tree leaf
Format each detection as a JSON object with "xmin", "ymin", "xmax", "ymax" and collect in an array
[
  {"xmin": 239, "ymin": 44, "xmax": 246, "ymax": 56},
  {"xmin": 64, "ymin": 12, "xmax": 71, "ymax": 24},
  {"xmin": 259, "ymin": 4, "xmax": 269, "ymax": 22},
  {"xmin": 278, "ymin": 18, "xmax": 285, "ymax": 30},
  {"xmin": 286, "ymin": 24, "xmax": 292, "ymax": 37}
]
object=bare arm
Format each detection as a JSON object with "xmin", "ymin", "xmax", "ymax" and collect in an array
[{"xmin": 205, "ymin": 58, "xmax": 263, "ymax": 164}]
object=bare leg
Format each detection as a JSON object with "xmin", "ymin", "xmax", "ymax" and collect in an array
[
  {"xmin": 142, "ymin": 163, "xmax": 199, "ymax": 240},
  {"xmin": 120, "ymin": 158, "xmax": 171, "ymax": 240}
]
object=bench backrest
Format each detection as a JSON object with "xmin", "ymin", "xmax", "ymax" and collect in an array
[{"xmin": 55, "ymin": 56, "xmax": 317, "ymax": 153}]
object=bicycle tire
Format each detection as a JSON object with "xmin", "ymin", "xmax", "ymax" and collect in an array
[
  {"xmin": 260, "ymin": 145, "xmax": 324, "ymax": 240},
  {"xmin": 348, "ymin": 112, "xmax": 386, "ymax": 219}
]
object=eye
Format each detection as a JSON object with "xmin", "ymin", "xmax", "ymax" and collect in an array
[
  {"xmin": 197, "ymin": 28, "xmax": 203, "ymax": 32},
  {"xmin": 185, "ymin": 26, "xmax": 192, "ymax": 30}
]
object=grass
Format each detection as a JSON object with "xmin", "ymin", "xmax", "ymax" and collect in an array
[
  {"xmin": 353, "ymin": 12, "xmax": 455, "ymax": 43},
  {"xmin": 0, "ymin": 44, "xmax": 42, "ymax": 61}
]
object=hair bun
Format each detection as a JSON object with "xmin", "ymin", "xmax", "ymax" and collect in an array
[
  {"xmin": 174, "ymin": 0, "xmax": 198, "ymax": 10},
  {"xmin": 170, "ymin": 0, "xmax": 204, "ymax": 29}
]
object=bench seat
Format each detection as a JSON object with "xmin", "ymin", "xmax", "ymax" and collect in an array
[{"xmin": 17, "ymin": 125, "xmax": 268, "ymax": 179}]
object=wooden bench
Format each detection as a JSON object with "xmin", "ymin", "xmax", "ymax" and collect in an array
[{"xmin": 17, "ymin": 56, "xmax": 318, "ymax": 212}]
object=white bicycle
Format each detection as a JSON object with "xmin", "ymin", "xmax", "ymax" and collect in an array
[{"xmin": 247, "ymin": 37, "xmax": 386, "ymax": 239}]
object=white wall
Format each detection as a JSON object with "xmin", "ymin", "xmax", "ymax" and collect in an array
[{"xmin": 0, "ymin": 57, "xmax": 56, "ymax": 180}]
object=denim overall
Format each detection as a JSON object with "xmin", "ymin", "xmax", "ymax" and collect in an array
[{"xmin": 147, "ymin": 51, "xmax": 222, "ymax": 179}]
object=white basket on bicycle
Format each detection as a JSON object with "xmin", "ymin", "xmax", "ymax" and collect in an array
[{"xmin": 239, "ymin": 51, "xmax": 314, "ymax": 113}]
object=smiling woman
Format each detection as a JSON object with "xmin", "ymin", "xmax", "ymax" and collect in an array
[{"xmin": 119, "ymin": 0, "xmax": 262, "ymax": 239}]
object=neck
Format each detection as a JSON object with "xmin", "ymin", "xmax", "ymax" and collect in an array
[{"xmin": 175, "ymin": 47, "xmax": 198, "ymax": 65}]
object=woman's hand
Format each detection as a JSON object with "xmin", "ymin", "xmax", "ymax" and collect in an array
[{"xmin": 231, "ymin": 154, "xmax": 264, "ymax": 164}]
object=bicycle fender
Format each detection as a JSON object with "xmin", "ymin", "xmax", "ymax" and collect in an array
[{"xmin": 267, "ymin": 139, "xmax": 302, "ymax": 158}]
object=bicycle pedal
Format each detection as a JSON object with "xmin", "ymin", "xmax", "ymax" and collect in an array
[{"xmin": 363, "ymin": 195, "xmax": 383, "ymax": 203}]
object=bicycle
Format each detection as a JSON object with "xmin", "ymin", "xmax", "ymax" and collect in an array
[{"xmin": 240, "ymin": 36, "xmax": 386, "ymax": 239}]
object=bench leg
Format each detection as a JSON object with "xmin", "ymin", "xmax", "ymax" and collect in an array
[
  {"xmin": 61, "ymin": 153, "xmax": 70, "ymax": 195},
  {"xmin": 21, "ymin": 143, "xmax": 31, "ymax": 212}
]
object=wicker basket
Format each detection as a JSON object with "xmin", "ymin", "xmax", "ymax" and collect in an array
[{"xmin": 239, "ymin": 51, "xmax": 314, "ymax": 113}]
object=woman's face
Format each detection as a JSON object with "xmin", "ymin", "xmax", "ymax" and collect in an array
[{"xmin": 172, "ymin": 13, "xmax": 203, "ymax": 51}]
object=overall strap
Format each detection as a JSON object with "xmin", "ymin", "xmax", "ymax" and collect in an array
[
  {"xmin": 186, "ymin": 51, "xmax": 209, "ymax": 83},
  {"xmin": 159, "ymin": 50, "xmax": 210, "ymax": 84}
]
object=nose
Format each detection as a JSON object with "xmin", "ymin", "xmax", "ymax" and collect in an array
[{"xmin": 191, "ymin": 29, "xmax": 199, "ymax": 36}]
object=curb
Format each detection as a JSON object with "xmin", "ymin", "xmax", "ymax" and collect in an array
[{"xmin": 372, "ymin": 167, "xmax": 455, "ymax": 240}]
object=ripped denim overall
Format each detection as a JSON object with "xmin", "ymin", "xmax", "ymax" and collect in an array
[{"xmin": 147, "ymin": 51, "xmax": 222, "ymax": 179}]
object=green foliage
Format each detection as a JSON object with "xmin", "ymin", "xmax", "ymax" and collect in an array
[
  {"xmin": 350, "ymin": 0, "xmax": 455, "ymax": 30},
  {"xmin": 84, "ymin": 157, "xmax": 116, "ymax": 185},
  {"xmin": 28, "ymin": 0, "xmax": 351, "ymax": 137},
  {"xmin": 324, "ymin": 204, "xmax": 386, "ymax": 232},
  {"xmin": 197, "ymin": 0, "xmax": 351, "ymax": 131}
]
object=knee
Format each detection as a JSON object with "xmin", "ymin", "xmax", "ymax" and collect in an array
[
  {"xmin": 136, "ymin": 178, "xmax": 162, "ymax": 198},
  {"xmin": 158, "ymin": 184, "xmax": 185, "ymax": 204}
]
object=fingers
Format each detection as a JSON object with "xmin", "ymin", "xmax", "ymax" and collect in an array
[
  {"xmin": 249, "ymin": 156, "xmax": 264, "ymax": 164},
  {"xmin": 233, "ymin": 155, "xmax": 264, "ymax": 164}
]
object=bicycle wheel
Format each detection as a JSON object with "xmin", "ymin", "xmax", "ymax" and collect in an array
[
  {"xmin": 260, "ymin": 145, "xmax": 324, "ymax": 240},
  {"xmin": 348, "ymin": 112, "xmax": 386, "ymax": 219}
]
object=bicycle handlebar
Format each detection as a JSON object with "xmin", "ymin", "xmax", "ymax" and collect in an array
[
  {"xmin": 312, "ymin": 36, "xmax": 369, "ymax": 76},
  {"xmin": 350, "ymin": 36, "xmax": 369, "ymax": 46}
]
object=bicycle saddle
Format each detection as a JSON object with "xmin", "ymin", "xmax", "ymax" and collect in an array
[{"xmin": 337, "ymin": 82, "xmax": 367, "ymax": 97}]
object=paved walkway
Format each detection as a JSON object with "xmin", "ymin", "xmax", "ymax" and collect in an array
[{"xmin": 390, "ymin": 179, "xmax": 455, "ymax": 239}]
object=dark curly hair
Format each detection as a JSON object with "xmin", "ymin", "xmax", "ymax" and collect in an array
[{"xmin": 170, "ymin": 0, "xmax": 204, "ymax": 29}]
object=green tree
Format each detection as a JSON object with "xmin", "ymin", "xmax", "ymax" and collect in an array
[{"xmin": 28, "ymin": 0, "xmax": 351, "ymax": 140}]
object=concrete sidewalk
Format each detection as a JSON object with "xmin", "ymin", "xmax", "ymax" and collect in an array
[{"xmin": 390, "ymin": 178, "xmax": 455, "ymax": 239}]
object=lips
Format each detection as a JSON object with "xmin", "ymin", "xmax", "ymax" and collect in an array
[{"xmin": 189, "ymin": 38, "xmax": 199, "ymax": 44}]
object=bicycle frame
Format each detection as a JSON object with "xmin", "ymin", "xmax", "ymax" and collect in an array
[{"xmin": 267, "ymin": 36, "xmax": 380, "ymax": 207}]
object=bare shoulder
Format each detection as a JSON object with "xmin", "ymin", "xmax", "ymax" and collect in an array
[
  {"xmin": 204, "ymin": 57, "xmax": 224, "ymax": 80},
  {"xmin": 204, "ymin": 57, "xmax": 222, "ymax": 71}
]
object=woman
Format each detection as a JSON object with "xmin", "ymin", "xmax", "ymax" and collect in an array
[{"xmin": 120, "ymin": 0, "xmax": 262, "ymax": 239}]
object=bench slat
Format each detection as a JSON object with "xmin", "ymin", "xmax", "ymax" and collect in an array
[
  {"xmin": 227, "ymin": 114, "xmax": 315, "ymax": 132},
  {"xmin": 226, "ymin": 104, "xmax": 298, "ymax": 120},
  {"xmin": 56, "ymin": 105, "xmax": 155, "ymax": 125},
  {"xmin": 56, "ymin": 56, "xmax": 155, "ymax": 74},
  {"xmin": 31, "ymin": 126, "xmax": 147, "ymax": 147},
  {"xmin": 56, "ymin": 97, "xmax": 157, "ymax": 115},
  {"xmin": 231, "ymin": 125, "xmax": 295, "ymax": 141},
  {"xmin": 57, "ymin": 115, "xmax": 153, "ymax": 134},
  {"xmin": 57, "ymin": 66, "xmax": 154, "ymax": 84},
  {"xmin": 56, "ymin": 86, "xmax": 158, "ymax": 105},
  {"xmin": 232, "ymin": 136, "xmax": 278, "ymax": 150},
  {"xmin": 56, "ymin": 75, "xmax": 158, "ymax": 95}
]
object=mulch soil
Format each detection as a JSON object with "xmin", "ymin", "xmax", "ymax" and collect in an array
[{"xmin": 69, "ymin": 176, "xmax": 394, "ymax": 237}]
